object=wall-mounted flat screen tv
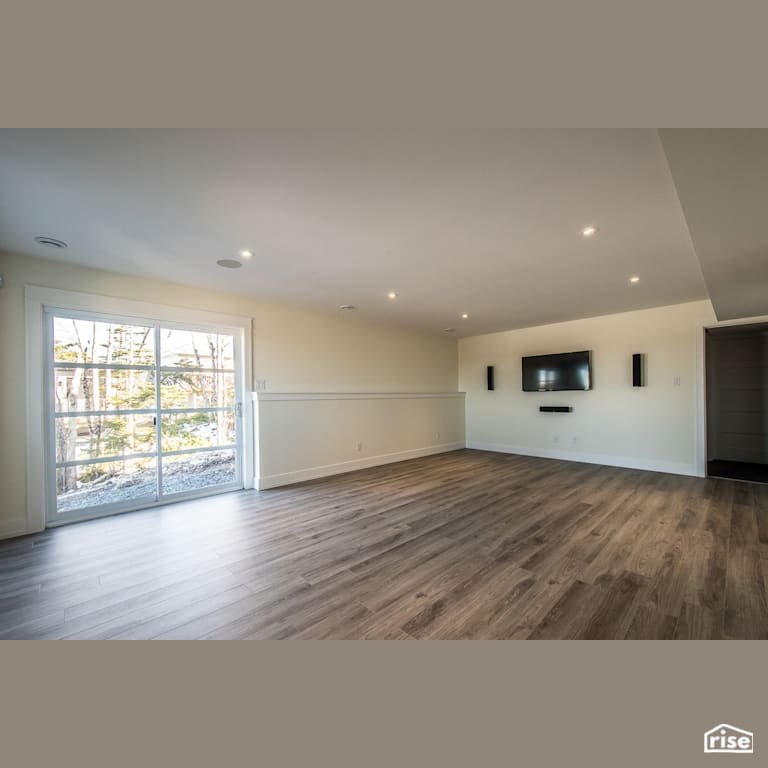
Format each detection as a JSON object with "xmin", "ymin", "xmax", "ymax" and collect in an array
[{"xmin": 522, "ymin": 350, "xmax": 592, "ymax": 391}]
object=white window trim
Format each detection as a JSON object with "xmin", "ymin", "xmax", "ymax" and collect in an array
[{"xmin": 25, "ymin": 285, "xmax": 254, "ymax": 533}]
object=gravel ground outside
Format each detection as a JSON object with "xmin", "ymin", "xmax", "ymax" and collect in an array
[{"xmin": 57, "ymin": 452, "xmax": 236, "ymax": 512}]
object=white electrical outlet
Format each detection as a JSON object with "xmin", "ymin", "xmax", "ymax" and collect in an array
[
  {"xmin": 356, "ymin": 442, "xmax": 363, "ymax": 452},
  {"xmin": 254, "ymin": 379, "xmax": 267, "ymax": 391},
  {"xmin": 435, "ymin": 431, "xmax": 441, "ymax": 441},
  {"xmin": 553, "ymin": 436, "xmax": 560, "ymax": 444},
  {"xmin": 673, "ymin": 375, "xmax": 681, "ymax": 387}
]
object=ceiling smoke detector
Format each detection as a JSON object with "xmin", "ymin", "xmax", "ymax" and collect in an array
[
  {"xmin": 34, "ymin": 236, "xmax": 68, "ymax": 249},
  {"xmin": 217, "ymin": 259, "xmax": 242, "ymax": 269}
]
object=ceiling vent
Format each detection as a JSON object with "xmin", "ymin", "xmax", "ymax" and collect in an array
[{"xmin": 34, "ymin": 236, "xmax": 68, "ymax": 249}]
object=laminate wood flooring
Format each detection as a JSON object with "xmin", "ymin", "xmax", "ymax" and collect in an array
[{"xmin": 1, "ymin": 449, "xmax": 766, "ymax": 639}]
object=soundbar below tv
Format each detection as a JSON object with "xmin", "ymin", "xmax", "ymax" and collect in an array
[{"xmin": 522, "ymin": 350, "xmax": 592, "ymax": 392}]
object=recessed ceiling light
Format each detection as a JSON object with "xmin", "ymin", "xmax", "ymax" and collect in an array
[
  {"xmin": 629, "ymin": 276, "xmax": 640, "ymax": 283},
  {"xmin": 443, "ymin": 328, "xmax": 456, "ymax": 333},
  {"xmin": 461, "ymin": 313, "xmax": 469, "ymax": 319},
  {"xmin": 339, "ymin": 304, "xmax": 356, "ymax": 310},
  {"xmin": 34, "ymin": 236, "xmax": 68, "ymax": 249},
  {"xmin": 581, "ymin": 226, "xmax": 598, "ymax": 237},
  {"xmin": 387, "ymin": 292, "xmax": 398, "ymax": 300},
  {"xmin": 239, "ymin": 250, "xmax": 253, "ymax": 259},
  {"xmin": 217, "ymin": 259, "xmax": 242, "ymax": 269}
]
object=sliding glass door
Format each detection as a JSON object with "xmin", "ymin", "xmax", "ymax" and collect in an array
[
  {"xmin": 157, "ymin": 327, "xmax": 238, "ymax": 496},
  {"xmin": 47, "ymin": 313, "xmax": 243, "ymax": 524}
]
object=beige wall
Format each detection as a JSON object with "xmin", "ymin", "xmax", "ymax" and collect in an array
[
  {"xmin": 459, "ymin": 300, "xmax": 717, "ymax": 476},
  {"xmin": 255, "ymin": 393, "xmax": 465, "ymax": 488},
  {"xmin": 0, "ymin": 251, "xmax": 458, "ymax": 535}
]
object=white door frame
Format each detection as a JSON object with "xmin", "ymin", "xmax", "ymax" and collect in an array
[
  {"xmin": 695, "ymin": 313, "xmax": 768, "ymax": 478},
  {"xmin": 25, "ymin": 285, "xmax": 254, "ymax": 533}
]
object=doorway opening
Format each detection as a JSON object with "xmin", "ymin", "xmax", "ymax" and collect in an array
[{"xmin": 705, "ymin": 322, "xmax": 768, "ymax": 484}]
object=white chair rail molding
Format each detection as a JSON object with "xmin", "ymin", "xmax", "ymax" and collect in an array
[{"xmin": 252, "ymin": 391, "xmax": 466, "ymax": 489}]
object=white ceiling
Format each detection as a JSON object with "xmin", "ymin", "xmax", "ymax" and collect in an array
[
  {"xmin": 0, "ymin": 129, "xmax": 708, "ymax": 335},
  {"xmin": 659, "ymin": 129, "xmax": 768, "ymax": 322}
]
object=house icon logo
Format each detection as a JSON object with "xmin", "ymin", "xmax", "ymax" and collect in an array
[{"xmin": 704, "ymin": 724, "xmax": 754, "ymax": 754}]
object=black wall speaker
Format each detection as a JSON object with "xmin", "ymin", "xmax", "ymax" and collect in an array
[
  {"xmin": 487, "ymin": 365, "xmax": 495, "ymax": 391},
  {"xmin": 632, "ymin": 353, "xmax": 646, "ymax": 387}
]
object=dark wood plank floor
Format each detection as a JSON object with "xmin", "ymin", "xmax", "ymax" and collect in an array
[{"xmin": 1, "ymin": 449, "xmax": 767, "ymax": 639}]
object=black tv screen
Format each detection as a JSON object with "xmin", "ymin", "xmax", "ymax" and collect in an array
[{"xmin": 522, "ymin": 351, "xmax": 592, "ymax": 392}]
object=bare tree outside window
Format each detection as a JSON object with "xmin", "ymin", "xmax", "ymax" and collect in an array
[{"xmin": 52, "ymin": 317, "xmax": 238, "ymax": 513}]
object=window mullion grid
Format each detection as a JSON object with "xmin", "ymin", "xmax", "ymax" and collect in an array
[
  {"xmin": 159, "ymin": 366, "xmax": 235, "ymax": 374},
  {"xmin": 54, "ymin": 406, "xmax": 233, "ymax": 418},
  {"xmin": 154, "ymin": 324, "xmax": 163, "ymax": 501},
  {"xmin": 50, "ymin": 318, "xmax": 242, "ymax": 516},
  {"xmin": 52, "ymin": 361, "xmax": 156, "ymax": 371},
  {"xmin": 54, "ymin": 407, "xmax": 157, "ymax": 418},
  {"xmin": 56, "ymin": 451, "xmax": 158, "ymax": 469}
]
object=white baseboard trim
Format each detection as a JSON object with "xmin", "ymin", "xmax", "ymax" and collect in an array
[
  {"xmin": 0, "ymin": 519, "xmax": 33, "ymax": 541},
  {"xmin": 466, "ymin": 441, "xmax": 700, "ymax": 477},
  {"xmin": 256, "ymin": 441, "xmax": 466, "ymax": 490}
]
